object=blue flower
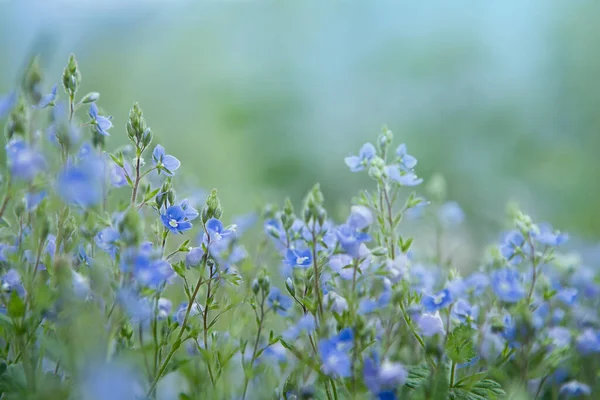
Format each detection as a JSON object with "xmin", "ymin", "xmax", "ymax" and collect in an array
[
  {"xmin": 179, "ymin": 199, "xmax": 199, "ymax": 221},
  {"xmin": 500, "ymin": 230, "xmax": 527, "ymax": 264},
  {"xmin": 363, "ymin": 354, "xmax": 407, "ymax": 396},
  {"xmin": 152, "ymin": 144, "xmax": 181, "ymax": 176},
  {"xmin": 284, "ymin": 248, "xmax": 312, "ymax": 268},
  {"xmin": 117, "ymin": 288, "xmax": 152, "ymax": 322},
  {"xmin": 0, "ymin": 91, "xmax": 17, "ymax": 119},
  {"xmin": 175, "ymin": 301, "xmax": 202, "ymax": 325},
  {"xmin": 33, "ymin": 84, "xmax": 57, "ymax": 109},
  {"xmin": 417, "ymin": 312, "xmax": 445, "ymax": 337},
  {"xmin": 396, "ymin": 143, "xmax": 417, "ymax": 170},
  {"xmin": 465, "ymin": 272, "xmax": 490, "ymax": 296},
  {"xmin": 556, "ymin": 287, "xmax": 578, "ymax": 305},
  {"xmin": 161, "ymin": 206, "xmax": 193, "ymax": 234},
  {"xmin": 283, "ymin": 314, "xmax": 316, "ymax": 340},
  {"xmin": 88, "ymin": 103, "xmax": 113, "ymax": 136},
  {"xmin": 422, "ymin": 288, "xmax": 452, "ymax": 312},
  {"xmin": 336, "ymin": 223, "xmax": 371, "ymax": 258},
  {"xmin": 185, "ymin": 247, "xmax": 204, "ymax": 268},
  {"xmin": 205, "ymin": 218, "xmax": 233, "ymax": 242},
  {"xmin": 534, "ymin": 223, "xmax": 568, "ymax": 247},
  {"xmin": 576, "ymin": 329, "xmax": 600, "ymax": 355},
  {"xmin": 491, "ymin": 268, "xmax": 525, "ymax": 303},
  {"xmin": 547, "ymin": 327, "xmax": 571, "ymax": 349},
  {"xmin": 318, "ymin": 331, "xmax": 353, "ymax": 378},
  {"xmin": 1, "ymin": 269, "xmax": 25, "ymax": 297},
  {"xmin": 57, "ymin": 151, "xmax": 105, "ymax": 207},
  {"xmin": 452, "ymin": 299, "xmax": 479, "ymax": 326},
  {"xmin": 109, "ymin": 160, "xmax": 132, "ymax": 188},
  {"xmin": 359, "ymin": 291, "xmax": 391, "ymax": 314},
  {"xmin": 346, "ymin": 205, "xmax": 374, "ymax": 230},
  {"xmin": 385, "ymin": 165, "xmax": 423, "ymax": 186},
  {"xmin": 95, "ymin": 227, "xmax": 120, "ymax": 260},
  {"xmin": 25, "ymin": 191, "xmax": 46, "ymax": 211},
  {"xmin": 72, "ymin": 271, "xmax": 90, "ymax": 299},
  {"xmin": 438, "ymin": 201, "xmax": 465, "ymax": 227},
  {"xmin": 267, "ymin": 287, "xmax": 293, "ymax": 315},
  {"xmin": 559, "ymin": 381, "xmax": 591, "ymax": 397},
  {"xmin": 5, "ymin": 139, "xmax": 46, "ymax": 181},
  {"xmin": 157, "ymin": 298, "xmax": 172, "ymax": 320},
  {"xmin": 344, "ymin": 142, "xmax": 376, "ymax": 172},
  {"xmin": 134, "ymin": 256, "xmax": 174, "ymax": 288}
]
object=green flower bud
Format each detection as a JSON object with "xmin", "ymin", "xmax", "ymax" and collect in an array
[
  {"xmin": 252, "ymin": 279, "xmax": 260, "ymax": 295},
  {"xmin": 22, "ymin": 56, "xmax": 44, "ymax": 105},
  {"xmin": 4, "ymin": 96, "xmax": 29, "ymax": 139},
  {"xmin": 80, "ymin": 92, "xmax": 100, "ymax": 104},
  {"xmin": 285, "ymin": 277, "xmax": 295, "ymax": 297},
  {"xmin": 202, "ymin": 189, "xmax": 222, "ymax": 223},
  {"xmin": 261, "ymin": 276, "xmax": 271, "ymax": 293},
  {"xmin": 62, "ymin": 54, "xmax": 81, "ymax": 95}
]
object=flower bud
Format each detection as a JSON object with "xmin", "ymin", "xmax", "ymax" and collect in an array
[
  {"xmin": 285, "ymin": 277, "xmax": 295, "ymax": 297},
  {"xmin": 251, "ymin": 279, "xmax": 260, "ymax": 295},
  {"xmin": 80, "ymin": 92, "xmax": 100, "ymax": 104}
]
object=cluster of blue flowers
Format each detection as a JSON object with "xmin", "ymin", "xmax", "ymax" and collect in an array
[{"xmin": 0, "ymin": 55, "xmax": 597, "ymax": 400}]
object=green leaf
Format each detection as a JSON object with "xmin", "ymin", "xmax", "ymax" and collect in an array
[
  {"xmin": 405, "ymin": 364, "xmax": 430, "ymax": 389},
  {"xmin": 454, "ymin": 371, "xmax": 488, "ymax": 389},
  {"xmin": 445, "ymin": 324, "xmax": 477, "ymax": 364},
  {"xmin": 7, "ymin": 292, "xmax": 25, "ymax": 319}
]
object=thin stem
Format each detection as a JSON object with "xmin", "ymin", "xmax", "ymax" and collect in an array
[
  {"xmin": 131, "ymin": 149, "xmax": 142, "ymax": 205},
  {"xmin": 382, "ymin": 183, "xmax": 396, "ymax": 260},
  {"xmin": 311, "ymin": 223, "xmax": 324, "ymax": 319},
  {"xmin": 0, "ymin": 182, "xmax": 12, "ymax": 220},
  {"xmin": 449, "ymin": 360, "xmax": 457, "ymax": 387},
  {"xmin": 242, "ymin": 293, "xmax": 267, "ymax": 400},
  {"xmin": 146, "ymin": 257, "xmax": 207, "ymax": 397},
  {"xmin": 202, "ymin": 265, "xmax": 216, "ymax": 387},
  {"xmin": 399, "ymin": 301, "xmax": 436, "ymax": 370}
]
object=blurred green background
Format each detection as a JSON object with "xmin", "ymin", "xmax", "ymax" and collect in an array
[{"xmin": 1, "ymin": 2, "xmax": 599, "ymax": 244}]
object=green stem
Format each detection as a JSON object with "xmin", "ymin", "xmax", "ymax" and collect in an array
[
  {"xmin": 449, "ymin": 360, "xmax": 457, "ymax": 387},
  {"xmin": 146, "ymin": 257, "xmax": 207, "ymax": 397},
  {"xmin": 311, "ymin": 223, "xmax": 324, "ymax": 319},
  {"xmin": 241, "ymin": 293, "xmax": 267, "ymax": 400},
  {"xmin": 399, "ymin": 301, "xmax": 436, "ymax": 370}
]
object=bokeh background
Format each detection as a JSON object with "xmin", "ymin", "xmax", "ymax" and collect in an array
[{"xmin": 1, "ymin": 2, "xmax": 599, "ymax": 255}]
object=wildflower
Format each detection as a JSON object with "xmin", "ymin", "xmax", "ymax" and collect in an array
[
  {"xmin": 324, "ymin": 292, "xmax": 348, "ymax": 314},
  {"xmin": 422, "ymin": 288, "xmax": 452, "ymax": 312},
  {"xmin": 57, "ymin": 151, "xmax": 105, "ymax": 207},
  {"xmin": 363, "ymin": 355, "xmax": 407, "ymax": 396},
  {"xmin": 72, "ymin": 271, "xmax": 90, "ymax": 299},
  {"xmin": 559, "ymin": 381, "xmax": 591, "ymax": 397},
  {"xmin": 437, "ymin": 201, "xmax": 465, "ymax": 227},
  {"xmin": 346, "ymin": 205, "xmax": 374, "ymax": 230},
  {"xmin": 452, "ymin": 299, "xmax": 479, "ymax": 326},
  {"xmin": 88, "ymin": 103, "xmax": 112, "ymax": 136},
  {"xmin": 109, "ymin": 160, "xmax": 131, "ymax": 188},
  {"xmin": 284, "ymin": 248, "xmax": 312, "ymax": 268},
  {"xmin": 385, "ymin": 165, "xmax": 423, "ymax": 186},
  {"xmin": 0, "ymin": 91, "xmax": 17, "ymax": 119},
  {"xmin": 576, "ymin": 329, "xmax": 600, "ymax": 355},
  {"xmin": 395, "ymin": 143, "xmax": 417, "ymax": 170},
  {"xmin": 131, "ymin": 251, "xmax": 174, "ymax": 288},
  {"xmin": 344, "ymin": 142, "xmax": 376, "ymax": 172},
  {"xmin": 533, "ymin": 223, "xmax": 568, "ymax": 247},
  {"xmin": 175, "ymin": 302, "xmax": 202, "ymax": 325},
  {"xmin": 179, "ymin": 199, "xmax": 199, "ymax": 220},
  {"xmin": 32, "ymin": 84, "xmax": 57, "ymax": 109},
  {"xmin": 556, "ymin": 287, "xmax": 578, "ymax": 305},
  {"xmin": 152, "ymin": 144, "xmax": 180, "ymax": 176},
  {"xmin": 417, "ymin": 312, "xmax": 445, "ymax": 337},
  {"xmin": 205, "ymin": 218, "xmax": 233, "ymax": 241},
  {"xmin": 319, "ymin": 330, "xmax": 353, "ymax": 378},
  {"xmin": 1, "ymin": 269, "xmax": 25, "ymax": 297},
  {"xmin": 336, "ymin": 223, "xmax": 371, "ymax": 258},
  {"xmin": 185, "ymin": 247, "xmax": 204, "ymax": 268},
  {"xmin": 500, "ymin": 230, "xmax": 527, "ymax": 264},
  {"xmin": 5, "ymin": 138, "xmax": 46, "ymax": 181},
  {"xmin": 491, "ymin": 268, "xmax": 525, "ymax": 303},
  {"xmin": 465, "ymin": 272, "xmax": 490, "ymax": 296},
  {"xmin": 157, "ymin": 298, "xmax": 172, "ymax": 320},
  {"xmin": 95, "ymin": 227, "xmax": 120, "ymax": 260},
  {"xmin": 283, "ymin": 314, "xmax": 316, "ymax": 340},
  {"xmin": 161, "ymin": 206, "xmax": 193, "ymax": 234},
  {"xmin": 267, "ymin": 287, "xmax": 293, "ymax": 315},
  {"xmin": 547, "ymin": 327, "xmax": 571, "ymax": 349}
]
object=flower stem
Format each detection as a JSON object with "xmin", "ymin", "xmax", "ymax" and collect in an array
[
  {"xmin": 311, "ymin": 223, "xmax": 324, "ymax": 319},
  {"xmin": 146, "ymin": 256, "xmax": 207, "ymax": 397}
]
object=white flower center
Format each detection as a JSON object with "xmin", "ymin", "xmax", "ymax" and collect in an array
[
  {"xmin": 433, "ymin": 293, "xmax": 445, "ymax": 304},
  {"xmin": 169, "ymin": 219, "xmax": 178, "ymax": 228},
  {"xmin": 499, "ymin": 282, "xmax": 511, "ymax": 293},
  {"xmin": 296, "ymin": 256, "xmax": 308, "ymax": 264}
]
